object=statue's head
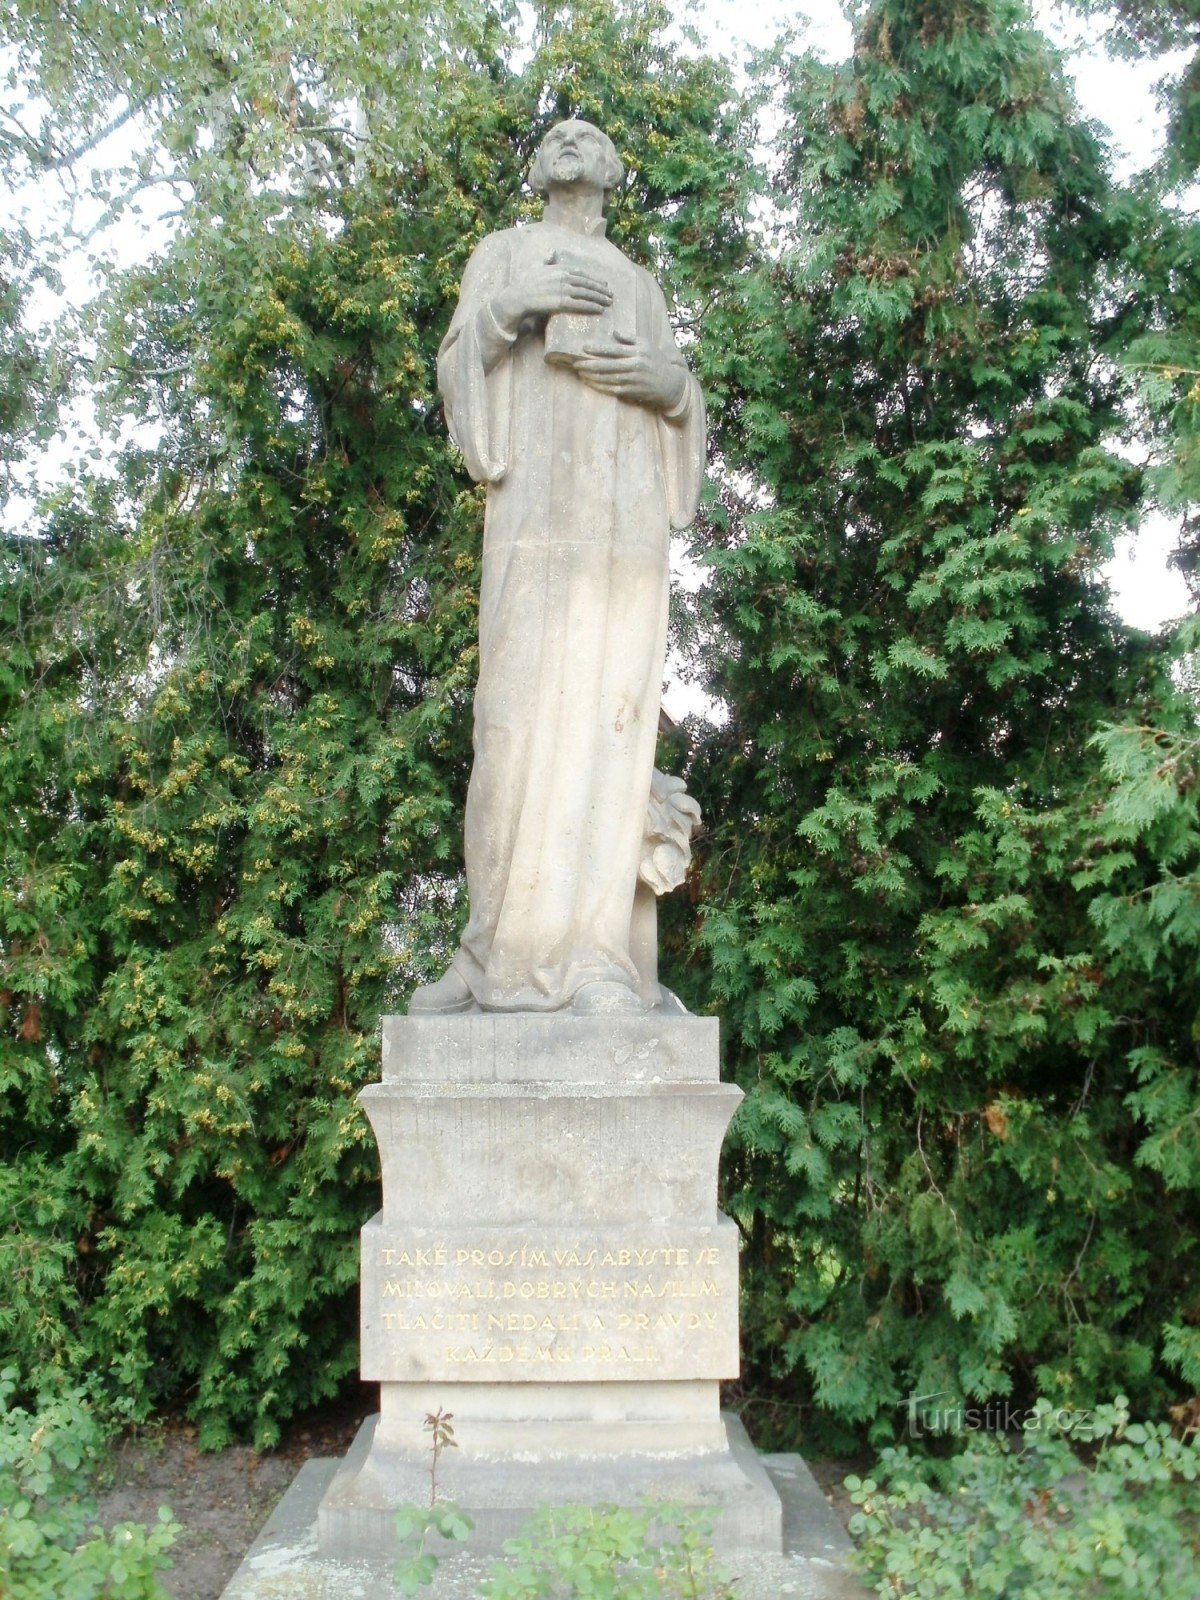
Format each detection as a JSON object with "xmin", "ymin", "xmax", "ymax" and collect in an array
[{"xmin": 528, "ymin": 119, "xmax": 624, "ymax": 203}]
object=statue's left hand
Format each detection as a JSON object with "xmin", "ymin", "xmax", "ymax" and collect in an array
[{"xmin": 574, "ymin": 335, "xmax": 688, "ymax": 411}]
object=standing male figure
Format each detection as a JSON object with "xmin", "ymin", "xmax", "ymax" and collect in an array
[{"xmin": 411, "ymin": 118, "xmax": 705, "ymax": 1016}]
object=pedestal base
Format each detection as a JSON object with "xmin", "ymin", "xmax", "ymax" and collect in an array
[
  {"xmin": 222, "ymin": 1452, "xmax": 867, "ymax": 1600},
  {"xmin": 318, "ymin": 1410, "xmax": 781, "ymax": 1558},
  {"xmin": 320, "ymin": 1011, "xmax": 784, "ymax": 1562}
]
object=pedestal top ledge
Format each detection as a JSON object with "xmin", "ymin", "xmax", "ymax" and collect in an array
[{"xmin": 382, "ymin": 1011, "xmax": 720, "ymax": 1086}]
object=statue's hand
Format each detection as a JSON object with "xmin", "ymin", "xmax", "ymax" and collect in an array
[
  {"xmin": 493, "ymin": 258, "xmax": 612, "ymax": 330},
  {"xmin": 574, "ymin": 335, "xmax": 688, "ymax": 411}
]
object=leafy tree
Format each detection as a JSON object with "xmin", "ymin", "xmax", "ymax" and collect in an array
[
  {"xmin": 684, "ymin": 0, "xmax": 1200, "ymax": 1446},
  {"xmin": 1059, "ymin": 1, "xmax": 1200, "ymax": 597},
  {"xmin": 0, "ymin": 230, "xmax": 49, "ymax": 492},
  {"xmin": 2, "ymin": 8, "xmax": 497, "ymax": 1443},
  {"xmin": 0, "ymin": 0, "xmax": 751, "ymax": 1444},
  {"xmin": 5, "ymin": 0, "xmax": 1197, "ymax": 1460}
]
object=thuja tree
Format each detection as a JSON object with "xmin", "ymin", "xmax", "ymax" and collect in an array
[
  {"xmin": 1064, "ymin": 0, "xmax": 1200, "ymax": 597},
  {"xmin": 1, "ymin": 0, "xmax": 505, "ymax": 1445},
  {"xmin": 683, "ymin": 0, "xmax": 1200, "ymax": 1445},
  {"xmin": 0, "ymin": 0, "xmax": 750, "ymax": 1443}
]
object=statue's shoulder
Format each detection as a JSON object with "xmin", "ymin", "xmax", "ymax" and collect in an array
[
  {"xmin": 627, "ymin": 252, "xmax": 660, "ymax": 288},
  {"xmin": 503, "ymin": 220, "xmax": 555, "ymax": 251},
  {"xmin": 466, "ymin": 227, "xmax": 518, "ymax": 260},
  {"xmin": 456, "ymin": 227, "xmax": 520, "ymax": 292}
]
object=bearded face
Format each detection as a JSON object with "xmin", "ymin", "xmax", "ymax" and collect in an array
[{"xmin": 530, "ymin": 120, "xmax": 622, "ymax": 197}]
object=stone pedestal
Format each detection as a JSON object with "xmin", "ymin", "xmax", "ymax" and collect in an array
[{"xmin": 317, "ymin": 1012, "xmax": 782, "ymax": 1556}]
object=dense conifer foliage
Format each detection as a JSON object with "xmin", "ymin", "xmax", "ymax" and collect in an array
[
  {"xmin": 1, "ymin": 0, "xmax": 1197, "ymax": 1447},
  {"xmin": 1065, "ymin": 0, "xmax": 1200, "ymax": 595},
  {"xmin": 685, "ymin": 0, "xmax": 1200, "ymax": 1444}
]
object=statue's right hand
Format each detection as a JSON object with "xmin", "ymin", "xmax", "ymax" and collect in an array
[{"xmin": 493, "ymin": 255, "xmax": 612, "ymax": 330}]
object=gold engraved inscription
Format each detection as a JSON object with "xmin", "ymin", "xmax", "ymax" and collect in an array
[{"xmin": 374, "ymin": 1238, "xmax": 729, "ymax": 1371}]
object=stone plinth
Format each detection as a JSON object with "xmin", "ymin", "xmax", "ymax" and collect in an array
[{"xmin": 317, "ymin": 1012, "xmax": 782, "ymax": 1557}]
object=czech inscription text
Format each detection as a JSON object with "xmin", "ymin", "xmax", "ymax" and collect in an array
[{"xmin": 363, "ymin": 1230, "xmax": 737, "ymax": 1380}]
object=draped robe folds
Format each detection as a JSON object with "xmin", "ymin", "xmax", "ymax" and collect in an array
[{"xmin": 437, "ymin": 219, "xmax": 705, "ymax": 1011}]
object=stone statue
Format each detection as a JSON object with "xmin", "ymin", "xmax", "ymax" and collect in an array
[{"xmin": 410, "ymin": 118, "xmax": 705, "ymax": 1017}]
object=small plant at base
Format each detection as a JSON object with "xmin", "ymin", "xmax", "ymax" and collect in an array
[
  {"xmin": 0, "ymin": 1367, "xmax": 179, "ymax": 1600},
  {"xmin": 846, "ymin": 1395, "xmax": 1200, "ymax": 1598},
  {"xmin": 482, "ymin": 1500, "xmax": 738, "ymax": 1600},
  {"xmin": 391, "ymin": 1408, "xmax": 473, "ymax": 1596},
  {"xmin": 425, "ymin": 1405, "xmax": 456, "ymax": 1507}
]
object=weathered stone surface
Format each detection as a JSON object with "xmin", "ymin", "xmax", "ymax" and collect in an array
[
  {"xmin": 373, "ymin": 1377, "xmax": 730, "ymax": 1458},
  {"xmin": 365, "ymin": 1012, "xmax": 738, "ymax": 1231},
  {"xmin": 318, "ymin": 1412, "xmax": 781, "ymax": 1559},
  {"xmin": 382, "ymin": 1010, "xmax": 719, "ymax": 1085},
  {"xmin": 360, "ymin": 1080, "xmax": 741, "ymax": 1225},
  {"xmin": 764, "ymin": 1453, "xmax": 859, "ymax": 1568}
]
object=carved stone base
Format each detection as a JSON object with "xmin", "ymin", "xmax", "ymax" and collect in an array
[{"xmin": 316, "ymin": 1012, "xmax": 782, "ymax": 1558}]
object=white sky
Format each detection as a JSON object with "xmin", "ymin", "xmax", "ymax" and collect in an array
[{"xmin": 5, "ymin": 2, "xmax": 1195, "ymax": 638}]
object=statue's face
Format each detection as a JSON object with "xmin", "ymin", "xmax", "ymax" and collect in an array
[{"xmin": 537, "ymin": 120, "xmax": 610, "ymax": 193}]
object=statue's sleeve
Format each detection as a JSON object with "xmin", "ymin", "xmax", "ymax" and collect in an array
[
  {"xmin": 437, "ymin": 233, "xmax": 513, "ymax": 485},
  {"xmin": 645, "ymin": 274, "xmax": 706, "ymax": 531}
]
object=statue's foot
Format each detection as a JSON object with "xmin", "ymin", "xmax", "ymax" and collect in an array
[
  {"xmin": 572, "ymin": 980, "xmax": 643, "ymax": 1015},
  {"xmin": 650, "ymin": 985, "xmax": 689, "ymax": 1016},
  {"xmin": 408, "ymin": 968, "xmax": 477, "ymax": 1015}
]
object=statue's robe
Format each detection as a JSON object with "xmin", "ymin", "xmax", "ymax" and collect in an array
[{"xmin": 437, "ymin": 217, "xmax": 705, "ymax": 1010}]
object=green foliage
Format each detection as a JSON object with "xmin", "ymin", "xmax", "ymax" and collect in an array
[
  {"xmin": 391, "ymin": 1406, "xmax": 472, "ymax": 1594},
  {"xmin": 1063, "ymin": 0, "xmax": 1200, "ymax": 596},
  {"xmin": 482, "ymin": 1502, "xmax": 734, "ymax": 1600},
  {"xmin": 0, "ymin": 1, "xmax": 752, "ymax": 1444},
  {"xmin": 392, "ymin": 1500, "xmax": 474, "ymax": 1596},
  {"xmin": 391, "ymin": 1496, "xmax": 734, "ymax": 1600},
  {"xmin": 684, "ymin": 0, "xmax": 1200, "ymax": 1445},
  {"xmin": 3, "ymin": 0, "xmax": 1199, "ymax": 1457},
  {"xmin": 847, "ymin": 1397, "xmax": 1200, "ymax": 1598},
  {"xmin": 0, "ymin": 1368, "xmax": 178, "ymax": 1600},
  {"xmin": 0, "ymin": 226, "xmax": 56, "ymax": 494}
]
